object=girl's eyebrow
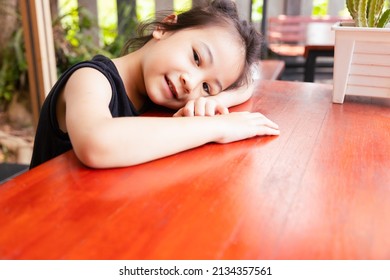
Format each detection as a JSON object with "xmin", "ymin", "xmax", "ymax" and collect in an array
[
  {"xmin": 200, "ymin": 41, "xmax": 223, "ymax": 92},
  {"xmin": 200, "ymin": 41, "xmax": 214, "ymax": 64}
]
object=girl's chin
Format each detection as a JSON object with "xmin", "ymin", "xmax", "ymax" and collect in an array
[
  {"xmin": 159, "ymin": 102, "xmax": 182, "ymax": 110},
  {"xmin": 150, "ymin": 96, "xmax": 182, "ymax": 110},
  {"xmin": 146, "ymin": 88, "xmax": 183, "ymax": 109}
]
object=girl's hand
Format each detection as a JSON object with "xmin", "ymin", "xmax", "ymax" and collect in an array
[
  {"xmin": 214, "ymin": 111, "xmax": 280, "ymax": 143},
  {"xmin": 173, "ymin": 97, "xmax": 229, "ymax": 117}
]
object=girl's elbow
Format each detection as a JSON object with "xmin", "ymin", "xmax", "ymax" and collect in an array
[
  {"xmin": 73, "ymin": 137, "xmax": 111, "ymax": 168},
  {"xmin": 75, "ymin": 147, "xmax": 106, "ymax": 169}
]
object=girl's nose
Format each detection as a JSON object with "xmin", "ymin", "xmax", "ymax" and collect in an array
[{"xmin": 180, "ymin": 73, "xmax": 194, "ymax": 95}]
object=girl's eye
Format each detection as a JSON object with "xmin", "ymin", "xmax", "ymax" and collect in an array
[
  {"xmin": 202, "ymin": 82, "xmax": 210, "ymax": 94},
  {"xmin": 193, "ymin": 50, "xmax": 200, "ymax": 66}
]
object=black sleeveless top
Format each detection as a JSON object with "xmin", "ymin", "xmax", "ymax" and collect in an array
[{"xmin": 30, "ymin": 55, "xmax": 140, "ymax": 169}]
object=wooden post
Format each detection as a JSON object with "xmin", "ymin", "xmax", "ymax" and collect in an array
[
  {"xmin": 20, "ymin": 0, "xmax": 57, "ymax": 127},
  {"xmin": 284, "ymin": 0, "xmax": 301, "ymax": 15},
  {"xmin": 117, "ymin": 0, "xmax": 137, "ymax": 36},
  {"xmin": 301, "ymin": 0, "xmax": 314, "ymax": 16},
  {"xmin": 267, "ymin": 0, "xmax": 284, "ymax": 17},
  {"xmin": 261, "ymin": 0, "xmax": 269, "ymax": 59}
]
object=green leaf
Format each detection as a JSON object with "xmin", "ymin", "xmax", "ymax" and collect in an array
[
  {"xmin": 368, "ymin": 0, "xmax": 378, "ymax": 26},
  {"xmin": 347, "ymin": 0, "xmax": 358, "ymax": 19},
  {"xmin": 375, "ymin": 0, "xmax": 385, "ymax": 16},
  {"xmin": 358, "ymin": 0, "xmax": 369, "ymax": 27},
  {"xmin": 377, "ymin": 8, "xmax": 390, "ymax": 27}
]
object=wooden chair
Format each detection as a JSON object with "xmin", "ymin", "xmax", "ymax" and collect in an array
[{"xmin": 266, "ymin": 15, "xmax": 343, "ymax": 81}]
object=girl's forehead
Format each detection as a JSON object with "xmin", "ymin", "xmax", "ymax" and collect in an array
[
  {"xmin": 189, "ymin": 23, "xmax": 238, "ymax": 37},
  {"xmin": 183, "ymin": 25, "xmax": 243, "ymax": 49}
]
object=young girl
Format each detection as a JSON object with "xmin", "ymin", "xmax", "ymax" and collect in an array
[{"xmin": 30, "ymin": 0, "xmax": 279, "ymax": 169}]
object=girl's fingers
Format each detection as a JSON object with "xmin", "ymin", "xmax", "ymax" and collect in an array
[
  {"xmin": 241, "ymin": 112, "xmax": 278, "ymax": 130},
  {"xmin": 205, "ymin": 101, "xmax": 229, "ymax": 116},
  {"xmin": 215, "ymin": 104, "xmax": 229, "ymax": 115},
  {"xmin": 255, "ymin": 114, "xmax": 279, "ymax": 130},
  {"xmin": 204, "ymin": 99, "xmax": 216, "ymax": 116},
  {"xmin": 182, "ymin": 100, "xmax": 195, "ymax": 117},
  {"xmin": 172, "ymin": 108, "xmax": 183, "ymax": 117},
  {"xmin": 228, "ymin": 111, "xmax": 280, "ymax": 136},
  {"xmin": 257, "ymin": 126, "xmax": 280, "ymax": 136},
  {"xmin": 194, "ymin": 97, "xmax": 206, "ymax": 116},
  {"xmin": 176, "ymin": 98, "xmax": 229, "ymax": 117}
]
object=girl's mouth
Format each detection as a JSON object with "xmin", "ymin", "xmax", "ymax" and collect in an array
[{"xmin": 165, "ymin": 76, "xmax": 178, "ymax": 99}]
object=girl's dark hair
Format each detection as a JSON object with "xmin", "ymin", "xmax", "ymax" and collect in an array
[{"xmin": 122, "ymin": 0, "xmax": 262, "ymax": 90}]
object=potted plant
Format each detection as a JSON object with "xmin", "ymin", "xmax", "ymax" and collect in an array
[{"xmin": 332, "ymin": 0, "xmax": 390, "ymax": 103}]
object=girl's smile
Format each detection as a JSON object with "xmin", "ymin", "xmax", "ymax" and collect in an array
[{"xmin": 165, "ymin": 75, "xmax": 179, "ymax": 99}]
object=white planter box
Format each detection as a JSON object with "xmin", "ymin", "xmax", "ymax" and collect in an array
[{"xmin": 332, "ymin": 22, "xmax": 390, "ymax": 103}]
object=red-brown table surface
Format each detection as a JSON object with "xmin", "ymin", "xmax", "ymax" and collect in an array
[{"xmin": 1, "ymin": 80, "xmax": 390, "ymax": 260}]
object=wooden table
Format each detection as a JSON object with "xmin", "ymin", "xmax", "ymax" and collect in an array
[
  {"xmin": 1, "ymin": 80, "xmax": 390, "ymax": 260},
  {"xmin": 257, "ymin": 60, "xmax": 285, "ymax": 80}
]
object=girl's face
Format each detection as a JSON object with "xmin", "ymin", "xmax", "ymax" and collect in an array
[{"xmin": 142, "ymin": 24, "xmax": 245, "ymax": 109}]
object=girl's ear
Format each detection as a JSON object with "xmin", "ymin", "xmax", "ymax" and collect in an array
[{"xmin": 152, "ymin": 14, "xmax": 178, "ymax": 39}]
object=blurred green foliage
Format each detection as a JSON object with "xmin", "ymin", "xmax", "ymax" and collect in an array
[
  {"xmin": 0, "ymin": 12, "xmax": 27, "ymax": 109},
  {"xmin": 312, "ymin": 0, "xmax": 328, "ymax": 15},
  {"xmin": 53, "ymin": 5, "xmax": 111, "ymax": 75},
  {"xmin": 54, "ymin": 3, "xmax": 138, "ymax": 75},
  {"xmin": 0, "ymin": 1, "xmax": 138, "ymax": 108}
]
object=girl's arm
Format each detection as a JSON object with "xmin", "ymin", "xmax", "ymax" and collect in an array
[{"xmin": 64, "ymin": 68, "xmax": 278, "ymax": 168}]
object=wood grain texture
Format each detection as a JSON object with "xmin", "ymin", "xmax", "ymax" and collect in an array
[{"xmin": 1, "ymin": 80, "xmax": 389, "ymax": 260}]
